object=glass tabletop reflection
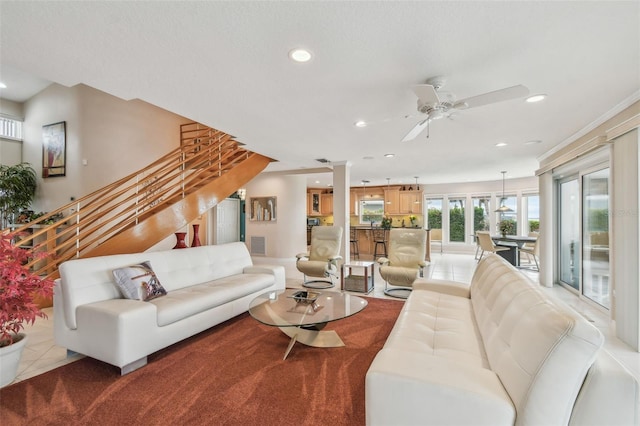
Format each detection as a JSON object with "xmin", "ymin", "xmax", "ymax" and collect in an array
[{"xmin": 248, "ymin": 289, "xmax": 368, "ymax": 328}]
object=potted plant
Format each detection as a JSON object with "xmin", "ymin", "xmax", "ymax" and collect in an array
[
  {"xmin": 0, "ymin": 163, "xmax": 38, "ymax": 229},
  {"xmin": 0, "ymin": 232, "xmax": 54, "ymax": 387}
]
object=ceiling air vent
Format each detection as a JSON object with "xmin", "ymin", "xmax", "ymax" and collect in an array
[{"xmin": 315, "ymin": 158, "xmax": 330, "ymax": 164}]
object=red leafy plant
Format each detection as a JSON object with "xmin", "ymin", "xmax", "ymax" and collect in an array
[{"xmin": 0, "ymin": 233, "xmax": 54, "ymax": 347}]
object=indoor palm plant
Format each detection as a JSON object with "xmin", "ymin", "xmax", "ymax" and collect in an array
[
  {"xmin": 0, "ymin": 232, "xmax": 54, "ymax": 387},
  {"xmin": 0, "ymin": 163, "xmax": 38, "ymax": 229}
]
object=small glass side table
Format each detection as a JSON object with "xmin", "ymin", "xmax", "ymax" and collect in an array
[{"xmin": 341, "ymin": 260, "xmax": 375, "ymax": 293}]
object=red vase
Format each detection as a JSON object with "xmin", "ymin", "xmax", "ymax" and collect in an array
[
  {"xmin": 173, "ymin": 232, "xmax": 188, "ymax": 249},
  {"xmin": 191, "ymin": 224, "xmax": 202, "ymax": 247}
]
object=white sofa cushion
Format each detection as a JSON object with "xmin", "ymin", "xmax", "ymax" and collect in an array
[
  {"xmin": 150, "ymin": 273, "xmax": 275, "ymax": 326},
  {"xmin": 384, "ymin": 289, "xmax": 489, "ymax": 368}
]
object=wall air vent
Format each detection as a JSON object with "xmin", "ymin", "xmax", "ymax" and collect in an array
[
  {"xmin": 315, "ymin": 158, "xmax": 330, "ymax": 164},
  {"xmin": 250, "ymin": 236, "xmax": 266, "ymax": 256}
]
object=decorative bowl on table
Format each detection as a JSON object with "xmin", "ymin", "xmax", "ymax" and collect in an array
[{"xmin": 289, "ymin": 290, "xmax": 321, "ymax": 304}]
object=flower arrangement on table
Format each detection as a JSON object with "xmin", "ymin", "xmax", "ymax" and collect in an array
[
  {"xmin": 499, "ymin": 219, "xmax": 516, "ymax": 237},
  {"xmin": 381, "ymin": 217, "xmax": 393, "ymax": 230}
]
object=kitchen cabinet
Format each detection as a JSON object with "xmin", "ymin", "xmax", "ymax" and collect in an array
[
  {"xmin": 384, "ymin": 188, "xmax": 400, "ymax": 215},
  {"xmin": 399, "ymin": 191, "xmax": 423, "ymax": 214},
  {"xmin": 307, "ymin": 190, "xmax": 322, "ymax": 216},
  {"xmin": 350, "ymin": 191, "xmax": 358, "ymax": 215},
  {"xmin": 320, "ymin": 193, "xmax": 333, "ymax": 215}
]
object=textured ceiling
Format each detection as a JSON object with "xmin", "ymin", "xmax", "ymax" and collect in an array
[{"xmin": 1, "ymin": 1, "xmax": 638, "ymax": 187}]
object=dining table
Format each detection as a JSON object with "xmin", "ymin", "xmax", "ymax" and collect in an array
[{"xmin": 491, "ymin": 234, "xmax": 538, "ymax": 267}]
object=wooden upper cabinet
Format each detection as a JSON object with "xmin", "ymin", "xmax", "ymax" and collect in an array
[
  {"xmin": 320, "ymin": 193, "xmax": 333, "ymax": 215},
  {"xmin": 399, "ymin": 191, "xmax": 423, "ymax": 214},
  {"xmin": 308, "ymin": 190, "xmax": 322, "ymax": 215},
  {"xmin": 350, "ymin": 191, "xmax": 358, "ymax": 215},
  {"xmin": 384, "ymin": 188, "xmax": 400, "ymax": 215}
]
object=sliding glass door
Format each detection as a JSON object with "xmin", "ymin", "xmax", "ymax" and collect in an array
[
  {"xmin": 557, "ymin": 166, "xmax": 611, "ymax": 309},
  {"xmin": 559, "ymin": 178, "xmax": 580, "ymax": 290},
  {"xmin": 582, "ymin": 168, "xmax": 610, "ymax": 308}
]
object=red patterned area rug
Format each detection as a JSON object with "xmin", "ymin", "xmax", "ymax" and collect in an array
[{"xmin": 1, "ymin": 297, "xmax": 402, "ymax": 425}]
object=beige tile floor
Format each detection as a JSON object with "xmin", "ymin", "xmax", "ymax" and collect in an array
[{"xmin": 10, "ymin": 252, "xmax": 640, "ymax": 387}]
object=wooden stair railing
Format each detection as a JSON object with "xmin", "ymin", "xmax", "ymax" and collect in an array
[{"xmin": 5, "ymin": 122, "xmax": 272, "ymax": 280}]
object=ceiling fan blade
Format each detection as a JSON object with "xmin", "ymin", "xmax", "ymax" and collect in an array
[
  {"xmin": 401, "ymin": 119, "xmax": 429, "ymax": 142},
  {"xmin": 412, "ymin": 84, "xmax": 440, "ymax": 107},
  {"xmin": 456, "ymin": 84, "xmax": 529, "ymax": 109}
]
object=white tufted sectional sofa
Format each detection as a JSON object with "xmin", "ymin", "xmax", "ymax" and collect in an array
[
  {"xmin": 54, "ymin": 242, "xmax": 285, "ymax": 374},
  {"xmin": 366, "ymin": 254, "xmax": 639, "ymax": 425}
]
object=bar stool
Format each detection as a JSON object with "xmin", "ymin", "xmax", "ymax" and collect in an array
[
  {"xmin": 372, "ymin": 227, "xmax": 388, "ymax": 259},
  {"xmin": 350, "ymin": 228, "xmax": 359, "ymax": 260}
]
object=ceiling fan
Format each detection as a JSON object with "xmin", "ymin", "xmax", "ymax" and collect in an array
[{"xmin": 402, "ymin": 77, "xmax": 529, "ymax": 142}]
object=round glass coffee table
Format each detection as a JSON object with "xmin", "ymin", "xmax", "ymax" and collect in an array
[{"xmin": 248, "ymin": 289, "xmax": 368, "ymax": 360}]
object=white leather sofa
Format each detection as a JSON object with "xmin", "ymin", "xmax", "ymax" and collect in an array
[
  {"xmin": 54, "ymin": 242, "xmax": 285, "ymax": 374},
  {"xmin": 366, "ymin": 254, "xmax": 639, "ymax": 425}
]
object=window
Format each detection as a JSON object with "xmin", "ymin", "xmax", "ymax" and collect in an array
[
  {"xmin": 524, "ymin": 194, "xmax": 540, "ymax": 234},
  {"xmin": 497, "ymin": 195, "xmax": 517, "ymax": 234},
  {"xmin": 0, "ymin": 116, "xmax": 23, "ymax": 140},
  {"xmin": 449, "ymin": 198, "xmax": 465, "ymax": 242},
  {"xmin": 360, "ymin": 199, "xmax": 384, "ymax": 225},
  {"xmin": 472, "ymin": 197, "xmax": 490, "ymax": 232},
  {"xmin": 426, "ymin": 198, "xmax": 442, "ymax": 229}
]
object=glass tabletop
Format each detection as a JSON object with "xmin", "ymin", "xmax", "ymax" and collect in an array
[{"xmin": 248, "ymin": 289, "xmax": 368, "ymax": 328}]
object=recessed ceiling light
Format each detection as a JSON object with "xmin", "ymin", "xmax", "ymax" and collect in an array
[
  {"xmin": 354, "ymin": 120, "xmax": 367, "ymax": 128},
  {"xmin": 526, "ymin": 94, "xmax": 547, "ymax": 103},
  {"xmin": 363, "ymin": 156, "xmax": 374, "ymax": 160},
  {"xmin": 289, "ymin": 48, "xmax": 312, "ymax": 63},
  {"xmin": 315, "ymin": 180, "xmax": 320, "ymax": 184},
  {"xmin": 525, "ymin": 140, "xmax": 542, "ymax": 145},
  {"xmin": 0, "ymin": 82, "xmax": 6, "ymax": 89},
  {"xmin": 495, "ymin": 142, "xmax": 508, "ymax": 147},
  {"xmin": 384, "ymin": 153, "xmax": 395, "ymax": 158}
]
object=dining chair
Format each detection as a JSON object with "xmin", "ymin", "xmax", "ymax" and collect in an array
[
  {"xmin": 476, "ymin": 231, "xmax": 510, "ymax": 263},
  {"xmin": 430, "ymin": 228, "xmax": 443, "ymax": 253},
  {"xmin": 519, "ymin": 232, "xmax": 539, "ymax": 271}
]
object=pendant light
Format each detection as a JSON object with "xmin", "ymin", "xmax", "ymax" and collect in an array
[
  {"xmin": 413, "ymin": 177, "xmax": 420, "ymax": 203},
  {"xmin": 361, "ymin": 180, "xmax": 369, "ymax": 205},
  {"xmin": 495, "ymin": 171, "xmax": 513, "ymax": 212},
  {"xmin": 385, "ymin": 178, "xmax": 391, "ymax": 204}
]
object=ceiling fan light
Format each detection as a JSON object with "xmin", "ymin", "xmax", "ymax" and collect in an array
[
  {"xmin": 429, "ymin": 110, "xmax": 443, "ymax": 120},
  {"xmin": 453, "ymin": 101, "xmax": 468, "ymax": 110}
]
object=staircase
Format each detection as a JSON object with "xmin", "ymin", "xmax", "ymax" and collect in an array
[{"xmin": 6, "ymin": 122, "xmax": 272, "ymax": 281}]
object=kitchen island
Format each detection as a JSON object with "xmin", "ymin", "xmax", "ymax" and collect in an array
[{"xmin": 350, "ymin": 227, "xmax": 431, "ymax": 262}]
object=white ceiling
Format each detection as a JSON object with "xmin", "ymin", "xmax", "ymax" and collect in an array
[{"xmin": 1, "ymin": 1, "xmax": 638, "ymax": 188}]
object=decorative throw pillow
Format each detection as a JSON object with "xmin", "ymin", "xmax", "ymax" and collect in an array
[{"xmin": 112, "ymin": 261, "xmax": 167, "ymax": 301}]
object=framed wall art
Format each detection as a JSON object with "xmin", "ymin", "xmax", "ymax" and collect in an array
[
  {"xmin": 42, "ymin": 121, "xmax": 66, "ymax": 177},
  {"xmin": 250, "ymin": 196, "xmax": 277, "ymax": 221}
]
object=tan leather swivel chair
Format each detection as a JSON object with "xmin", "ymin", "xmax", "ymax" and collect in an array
[
  {"xmin": 296, "ymin": 226, "xmax": 343, "ymax": 289},
  {"xmin": 377, "ymin": 228, "xmax": 427, "ymax": 299}
]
